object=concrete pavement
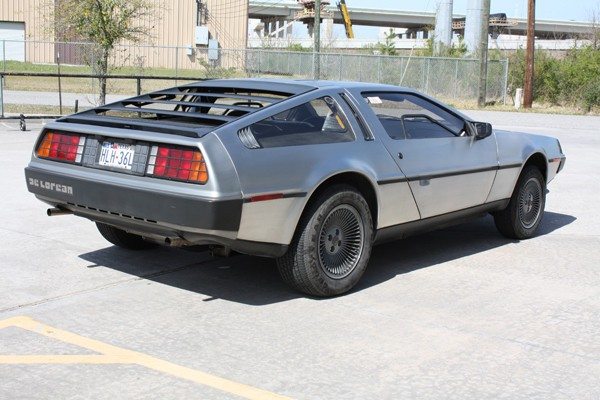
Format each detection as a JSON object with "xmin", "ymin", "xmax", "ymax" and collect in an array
[{"xmin": 0, "ymin": 111, "xmax": 599, "ymax": 399}]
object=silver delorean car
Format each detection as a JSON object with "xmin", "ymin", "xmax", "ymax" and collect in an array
[{"xmin": 25, "ymin": 79, "xmax": 566, "ymax": 296}]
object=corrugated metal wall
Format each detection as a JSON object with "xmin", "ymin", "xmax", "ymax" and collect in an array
[
  {"xmin": 0, "ymin": 0, "xmax": 55, "ymax": 63},
  {"xmin": 0, "ymin": 0, "xmax": 249, "ymax": 68},
  {"xmin": 205, "ymin": 0, "xmax": 249, "ymax": 50}
]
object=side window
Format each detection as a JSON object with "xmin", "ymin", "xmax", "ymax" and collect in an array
[
  {"xmin": 362, "ymin": 92, "xmax": 466, "ymax": 140},
  {"xmin": 240, "ymin": 96, "xmax": 354, "ymax": 148}
]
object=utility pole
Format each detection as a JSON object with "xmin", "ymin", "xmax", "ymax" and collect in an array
[
  {"xmin": 313, "ymin": 0, "xmax": 321, "ymax": 80},
  {"xmin": 477, "ymin": 0, "xmax": 490, "ymax": 107},
  {"xmin": 523, "ymin": 0, "xmax": 535, "ymax": 108}
]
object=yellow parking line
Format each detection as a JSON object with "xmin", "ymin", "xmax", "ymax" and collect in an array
[{"xmin": 0, "ymin": 316, "xmax": 292, "ymax": 400}]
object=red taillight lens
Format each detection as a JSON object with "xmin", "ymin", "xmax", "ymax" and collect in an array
[
  {"xmin": 147, "ymin": 145, "xmax": 208, "ymax": 184},
  {"xmin": 36, "ymin": 131, "xmax": 85, "ymax": 163}
]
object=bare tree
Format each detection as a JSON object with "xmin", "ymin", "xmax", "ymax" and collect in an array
[{"xmin": 48, "ymin": 0, "xmax": 161, "ymax": 104}]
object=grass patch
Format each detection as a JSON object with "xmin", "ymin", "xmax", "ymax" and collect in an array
[
  {"xmin": 2, "ymin": 74, "xmax": 210, "ymax": 95},
  {"xmin": 1, "ymin": 59, "xmax": 239, "ymax": 78},
  {"xmin": 3, "ymin": 103, "xmax": 84, "ymax": 116},
  {"xmin": 447, "ymin": 100, "xmax": 600, "ymax": 116},
  {"xmin": 1, "ymin": 60, "xmax": 249, "ymax": 95}
]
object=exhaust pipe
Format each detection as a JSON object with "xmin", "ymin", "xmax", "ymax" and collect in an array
[
  {"xmin": 165, "ymin": 237, "xmax": 187, "ymax": 247},
  {"xmin": 47, "ymin": 207, "xmax": 73, "ymax": 216},
  {"xmin": 209, "ymin": 245, "xmax": 231, "ymax": 257}
]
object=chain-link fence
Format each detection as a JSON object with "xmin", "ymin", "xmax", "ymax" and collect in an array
[
  {"xmin": 245, "ymin": 50, "xmax": 509, "ymax": 102},
  {"xmin": 1, "ymin": 40, "xmax": 509, "ymax": 106}
]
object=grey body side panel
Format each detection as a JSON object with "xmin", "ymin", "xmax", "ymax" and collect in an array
[
  {"xmin": 219, "ymin": 134, "xmax": 419, "ymax": 245},
  {"xmin": 215, "ymin": 88, "xmax": 420, "ymax": 245},
  {"xmin": 487, "ymin": 130, "xmax": 563, "ymax": 202},
  {"xmin": 344, "ymin": 87, "xmax": 499, "ymax": 219},
  {"xmin": 393, "ymin": 137, "xmax": 498, "ymax": 218}
]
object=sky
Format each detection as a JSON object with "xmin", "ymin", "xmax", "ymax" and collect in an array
[
  {"xmin": 252, "ymin": 0, "xmax": 600, "ymax": 39},
  {"xmin": 353, "ymin": 0, "xmax": 599, "ymax": 21}
]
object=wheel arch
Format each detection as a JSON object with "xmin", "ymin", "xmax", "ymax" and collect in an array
[
  {"xmin": 301, "ymin": 171, "xmax": 379, "ymax": 230},
  {"xmin": 523, "ymin": 152, "xmax": 548, "ymax": 182}
]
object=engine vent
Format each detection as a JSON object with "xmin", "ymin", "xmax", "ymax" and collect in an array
[{"xmin": 237, "ymin": 127, "xmax": 261, "ymax": 149}]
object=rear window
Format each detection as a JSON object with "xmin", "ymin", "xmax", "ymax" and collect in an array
[{"xmin": 238, "ymin": 96, "xmax": 355, "ymax": 149}]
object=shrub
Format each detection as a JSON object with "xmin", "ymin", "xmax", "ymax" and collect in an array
[{"xmin": 508, "ymin": 45, "xmax": 600, "ymax": 110}]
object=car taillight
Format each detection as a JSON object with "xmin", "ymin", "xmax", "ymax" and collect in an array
[
  {"xmin": 36, "ymin": 131, "xmax": 85, "ymax": 163},
  {"xmin": 146, "ymin": 145, "xmax": 208, "ymax": 184}
]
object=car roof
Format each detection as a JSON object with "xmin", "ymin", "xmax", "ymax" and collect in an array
[{"xmin": 180, "ymin": 78, "xmax": 416, "ymax": 93}]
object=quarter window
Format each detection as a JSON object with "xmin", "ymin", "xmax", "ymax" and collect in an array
[
  {"xmin": 240, "ymin": 96, "xmax": 354, "ymax": 148},
  {"xmin": 362, "ymin": 92, "xmax": 466, "ymax": 140}
]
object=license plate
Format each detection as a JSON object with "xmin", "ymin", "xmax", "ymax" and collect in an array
[{"xmin": 98, "ymin": 141, "xmax": 135, "ymax": 170}]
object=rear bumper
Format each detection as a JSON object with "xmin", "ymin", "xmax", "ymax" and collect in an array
[
  {"xmin": 25, "ymin": 166, "xmax": 288, "ymax": 257},
  {"xmin": 25, "ymin": 165, "xmax": 241, "ymax": 232}
]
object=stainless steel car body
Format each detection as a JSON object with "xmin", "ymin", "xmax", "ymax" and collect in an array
[{"xmin": 25, "ymin": 79, "xmax": 565, "ymax": 257}]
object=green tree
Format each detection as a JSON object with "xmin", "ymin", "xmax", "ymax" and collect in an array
[
  {"xmin": 50, "ymin": 0, "xmax": 160, "ymax": 104},
  {"xmin": 377, "ymin": 29, "xmax": 398, "ymax": 56}
]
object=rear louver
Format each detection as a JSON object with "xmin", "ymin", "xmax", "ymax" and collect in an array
[
  {"xmin": 238, "ymin": 127, "xmax": 261, "ymax": 149},
  {"xmin": 60, "ymin": 84, "xmax": 293, "ymax": 137}
]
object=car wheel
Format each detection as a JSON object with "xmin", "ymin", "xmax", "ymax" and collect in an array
[
  {"xmin": 96, "ymin": 222, "xmax": 158, "ymax": 250},
  {"xmin": 276, "ymin": 184, "xmax": 374, "ymax": 297},
  {"xmin": 493, "ymin": 166, "xmax": 546, "ymax": 239}
]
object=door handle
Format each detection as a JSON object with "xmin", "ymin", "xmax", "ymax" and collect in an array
[{"xmin": 398, "ymin": 152, "xmax": 404, "ymax": 159}]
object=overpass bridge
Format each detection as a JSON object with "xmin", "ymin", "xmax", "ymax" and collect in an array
[{"xmin": 248, "ymin": 1, "xmax": 594, "ymax": 39}]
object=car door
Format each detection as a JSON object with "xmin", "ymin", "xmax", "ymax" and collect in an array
[{"xmin": 358, "ymin": 91, "xmax": 498, "ymax": 219}]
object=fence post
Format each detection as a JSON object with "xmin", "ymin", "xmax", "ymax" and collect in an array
[
  {"xmin": 175, "ymin": 47, "xmax": 179, "ymax": 86},
  {"xmin": 338, "ymin": 54, "xmax": 343, "ymax": 80},
  {"xmin": 257, "ymin": 49, "xmax": 262, "ymax": 77},
  {"xmin": 0, "ymin": 74, "xmax": 4, "ymax": 118},
  {"xmin": 502, "ymin": 58, "xmax": 509, "ymax": 105},
  {"xmin": 136, "ymin": 78, "xmax": 141, "ymax": 96},
  {"xmin": 56, "ymin": 52, "xmax": 63, "ymax": 115},
  {"xmin": 1, "ymin": 40, "xmax": 5, "ymax": 72},
  {"xmin": 358, "ymin": 56, "xmax": 363, "ymax": 81},
  {"xmin": 454, "ymin": 58, "xmax": 459, "ymax": 100},
  {"xmin": 398, "ymin": 57, "xmax": 404, "ymax": 85},
  {"xmin": 377, "ymin": 56, "xmax": 382, "ymax": 83},
  {"xmin": 425, "ymin": 57, "xmax": 431, "ymax": 94}
]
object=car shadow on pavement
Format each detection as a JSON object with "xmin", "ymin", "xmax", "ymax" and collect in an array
[
  {"xmin": 355, "ymin": 212, "xmax": 576, "ymax": 293},
  {"xmin": 79, "ymin": 211, "xmax": 575, "ymax": 305}
]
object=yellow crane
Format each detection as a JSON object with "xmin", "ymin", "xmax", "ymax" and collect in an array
[{"xmin": 337, "ymin": 0, "xmax": 354, "ymax": 39}]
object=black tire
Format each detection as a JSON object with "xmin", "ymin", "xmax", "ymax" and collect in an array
[
  {"xmin": 95, "ymin": 222, "xmax": 158, "ymax": 250},
  {"xmin": 276, "ymin": 184, "xmax": 374, "ymax": 297},
  {"xmin": 493, "ymin": 166, "xmax": 546, "ymax": 240}
]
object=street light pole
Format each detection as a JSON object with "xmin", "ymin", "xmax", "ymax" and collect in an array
[
  {"xmin": 523, "ymin": 0, "xmax": 536, "ymax": 108},
  {"xmin": 313, "ymin": 0, "xmax": 321, "ymax": 80}
]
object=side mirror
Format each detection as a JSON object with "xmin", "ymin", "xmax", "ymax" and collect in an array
[{"xmin": 470, "ymin": 121, "xmax": 493, "ymax": 139}]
